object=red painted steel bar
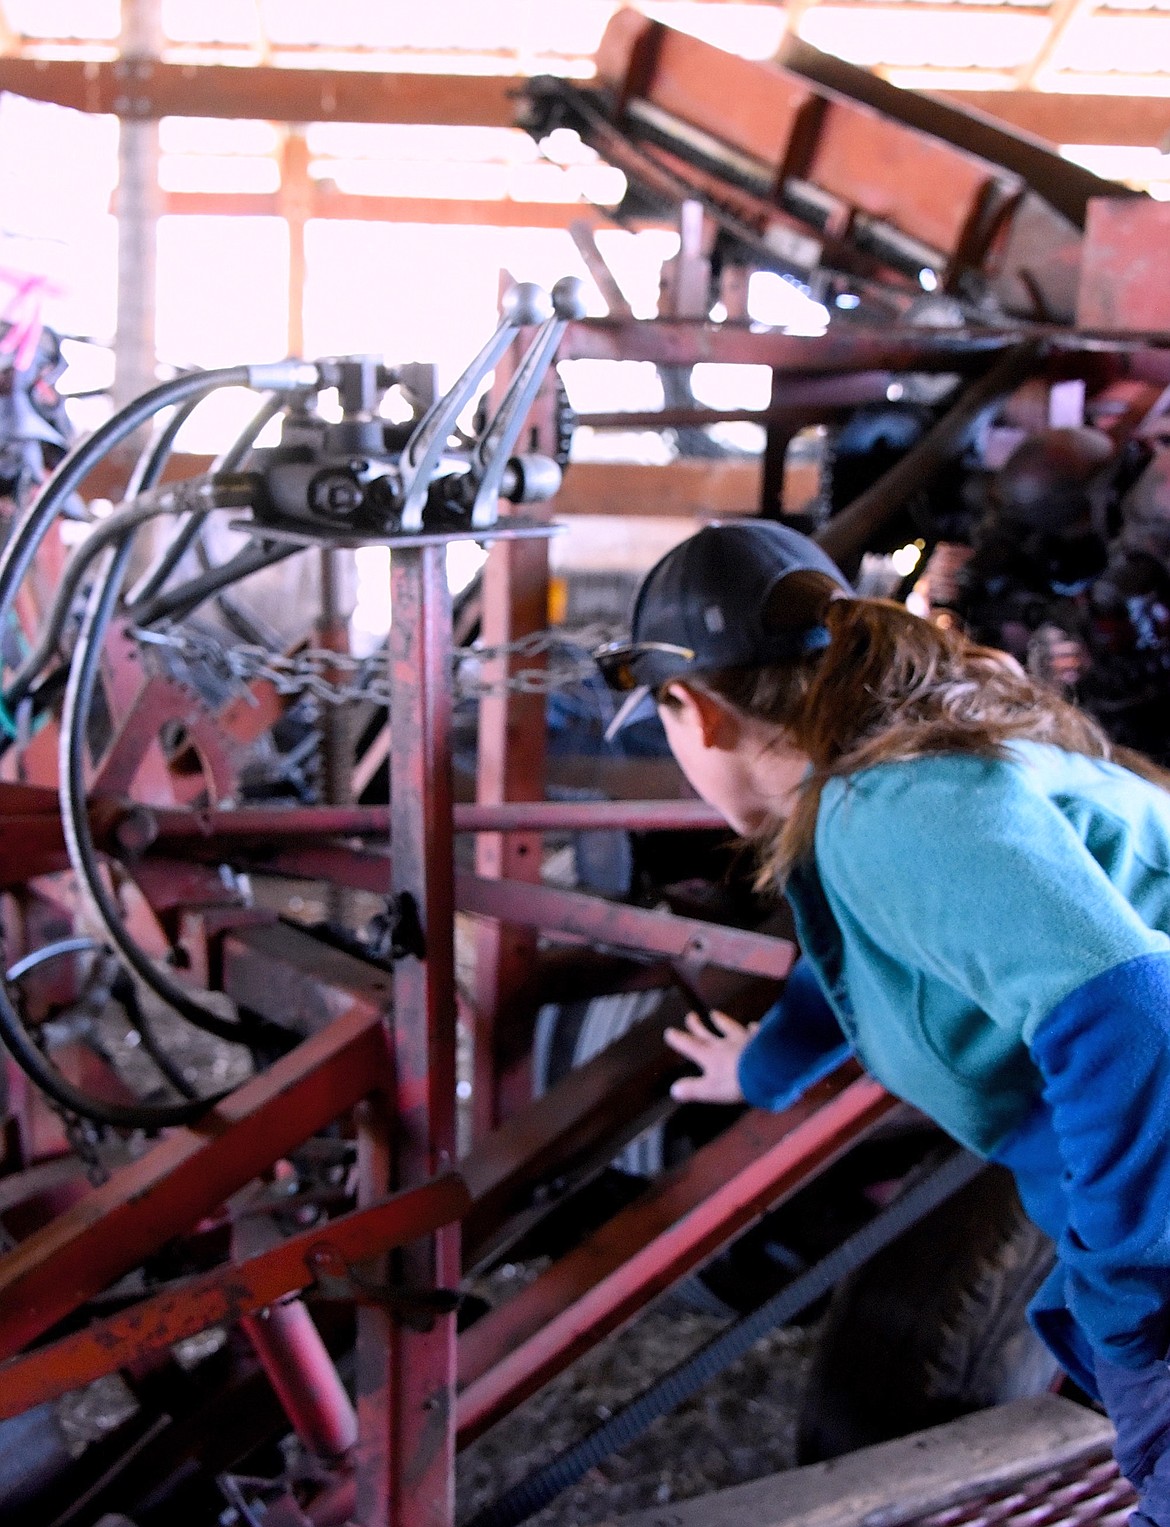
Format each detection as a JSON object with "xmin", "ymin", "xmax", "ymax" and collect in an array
[
  {"xmin": 137, "ymin": 797, "xmax": 727, "ymax": 843},
  {"xmin": 457, "ymin": 1072, "xmax": 897, "ymax": 1443},
  {"xmin": 456, "ymin": 871, "xmax": 798, "ymax": 979},
  {"xmin": 0, "ymin": 998, "xmax": 386, "ymax": 1358},
  {"xmin": 0, "ymin": 1174, "xmax": 468, "ymax": 1421},
  {"xmin": 352, "ymin": 544, "xmax": 460, "ymax": 1527}
]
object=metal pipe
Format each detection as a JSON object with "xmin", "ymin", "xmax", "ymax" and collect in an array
[{"xmin": 240, "ymin": 1300, "xmax": 357, "ymax": 1462}]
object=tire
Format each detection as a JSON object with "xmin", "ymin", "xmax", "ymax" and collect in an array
[{"xmin": 797, "ymin": 1165, "xmax": 1060, "ymax": 1462}]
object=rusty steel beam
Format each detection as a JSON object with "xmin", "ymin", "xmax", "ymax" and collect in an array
[
  {"xmin": 459, "ymin": 997, "xmax": 693, "ymax": 1270},
  {"xmin": 456, "ymin": 1070, "xmax": 898, "ymax": 1443},
  {"xmin": 140, "ymin": 799, "xmax": 726, "ymax": 844},
  {"xmin": 0, "ymin": 1173, "xmax": 469, "ymax": 1422},
  {"xmin": 561, "ymin": 319, "xmax": 1020, "ymax": 370},
  {"xmin": 0, "ymin": 946, "xmax": 390, "ymax": 1357},
  {"xmin": 352, "ymin": 543, "xmax": 461, "ymax": 1527},
  {"xmin": 941, "ymin": 91, "xmax": 1170, "ymax": 150},
  {"xmin": 456, "ymin": 871, "xmax": 797, "ymax": 980},
  {"xmin": 0, "ymin": 56, "xmax": 519, "ymax": 126},
  {"xmin": 161, "ymin": 188, "xmax": 625, "ymax": 230}
]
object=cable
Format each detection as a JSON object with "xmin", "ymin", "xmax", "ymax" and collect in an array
[
  {"xmin": 4, "ymin": 493, "xmax": 184, "ymax": 709},
  {"xmin": 462, "ymin": 1147, "xmax": 986, "ymax": 1527},
  {"xmin": 0, "ymin": 365, "xmax": 254, "ymax": 658},
  {"xmin": 128, "ymin": 539, "xmax": 296, "ymax": 628},
  {"xmin": 58, "ymin": 531, "xmax": 247, "ymax": 1048},
  {"xmin": 127, "ymin": 391, "xmax": 285, "ymax": 612},
  {"xmin": 0, "ymin": 916, "xmax": 221, "ymax": 1130}
]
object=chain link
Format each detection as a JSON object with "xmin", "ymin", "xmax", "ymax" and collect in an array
[{"xmin": 131, "ymin": 623, "xmax": 612, "ymax": 706}]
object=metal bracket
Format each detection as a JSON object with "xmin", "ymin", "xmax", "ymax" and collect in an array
[
  {"xmin": 306, "ymin": 1242, "xmax": 461, "ymax": 1333},
  {"xmin": 367, "ymin": 892, "xmax": 426, "ymax": 963}
]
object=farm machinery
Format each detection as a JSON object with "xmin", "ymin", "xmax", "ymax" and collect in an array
[{"xmin": 0, "ymin": 10, "xmax": 1169, "ymax": 1525}]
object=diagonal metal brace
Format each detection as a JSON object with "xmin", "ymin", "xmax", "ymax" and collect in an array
[{"xmin": 0, "ymin": 1170, "xmax": 470, "ymax": 1421}]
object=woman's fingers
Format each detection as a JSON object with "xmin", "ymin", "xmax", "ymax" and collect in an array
[
  {"xmin": 710, "ymin": 1010, "xmax": 743, "ymax": 1038},
  {"xmin": 664, "ymin": 1026, "xmax": 708, "ymax": 1065}
]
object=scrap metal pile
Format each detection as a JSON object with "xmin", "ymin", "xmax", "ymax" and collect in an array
[{"xmin": 0, "ymin": 11, "xmax": 1169, "ymax": 1527}]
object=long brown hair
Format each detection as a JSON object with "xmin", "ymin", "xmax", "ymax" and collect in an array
[{"xmin": 682, "ymin": 574, "xmax": 1170, "ymax": 885}]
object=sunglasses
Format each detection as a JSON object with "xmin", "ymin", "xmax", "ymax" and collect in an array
[{"xmin": 592, "ymin": 639, "xmax": 697, "ymax": 692}]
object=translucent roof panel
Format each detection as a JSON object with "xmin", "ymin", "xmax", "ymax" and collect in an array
[
  {"xmin": 1052, "ymin": 14, "xmax": 1170, "ymax": 73},
  {"xmin": 799, "ymin": 7, "xmax": 1050, "ymax": 68},
  {"xmin": 643, "ymin": 3, "xmax": 788, "ymax": 57},
  {"xmin": 160, "ymin": 119, "xmax": 281, "ymax": 156},
  {"xmin": 4, "ymin": 0, "xmax": 119, "ymax": 39},
  {"xmin": 156, "ymin": 214, "xmax": 289, "ymax": 369},
  {"xmin": 305, "ymin": 124, "xmax": 540, "ymax": 164},
  {"xmin": 164, "ymin": 0, "xmax": 616, "ymax": 57}
]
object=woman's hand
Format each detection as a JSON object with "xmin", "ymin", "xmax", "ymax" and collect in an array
[{"xmin": 664, "ymin": 1010, "xmax": 757, "ymax": 1104}]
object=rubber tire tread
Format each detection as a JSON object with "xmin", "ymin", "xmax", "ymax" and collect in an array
[{"xmin": 797, "ymin": 1165, "xmax": 1059, "ymax": 1462}]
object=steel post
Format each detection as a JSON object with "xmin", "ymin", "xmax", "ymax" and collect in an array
[{"xmin": 352, "ymin": 543, "xmax": 459, "ymax": 1527}]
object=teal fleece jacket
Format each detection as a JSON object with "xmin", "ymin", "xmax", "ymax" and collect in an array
[{"xmin": 738, "ymin": 740, "xmax": 1170, "ymax": 1385}]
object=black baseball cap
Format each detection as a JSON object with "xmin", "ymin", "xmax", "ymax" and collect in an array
[{"xmin": 595, "ymin": 520, "xmax": 851, "ymax": 739}]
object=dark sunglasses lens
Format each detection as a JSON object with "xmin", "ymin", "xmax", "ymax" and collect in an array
[{"xmin": 595, "ymin": 649, "xmax": 638, "ymax": 691}]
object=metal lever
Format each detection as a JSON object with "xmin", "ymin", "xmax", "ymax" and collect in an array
[
  {"xmin": 397, "ymin": 280, "xmax": 553, "ymax": 533},
  {"xmin": 468, "ymin": 275, "xmax": 587, "ymax": 530}
]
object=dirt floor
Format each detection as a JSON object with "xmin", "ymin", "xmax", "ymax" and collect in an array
[{"xmin": 456, "ymin": 1277, "xmax": 817, "ymax": 1525}]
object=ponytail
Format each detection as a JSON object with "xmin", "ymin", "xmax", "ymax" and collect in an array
[{"xmin": 689, "ymin": 595, "xmax": 1170, "ymax": 886}]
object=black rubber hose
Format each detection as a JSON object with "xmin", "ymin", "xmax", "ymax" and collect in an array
[
  {"xmin": 127, "ymin": 391, "xmax": 284, "ymax": 611},
  {"xmin": 0, "ymin": 365, "xmax": 252, "ymax": 649},
  {"xmin": 128, "ymin": 539, "xmax": 296, "ymax": 628},
  {"xmin": 0, "ymin": 886, "xmax": 221, "ymax": 1129},
  {"xmin": 462, "ymin": 1147, "xmax": 986, "ymax": 1527},
  {"xmin": 124, "ymin": 391, "xmax": 205, "ymax": 501},
  {"xmin": 58, "ymin": 534, "xmax": 247, "ymax": 1048},
  {"xmin": 5, "ymin": 494, "xmax": 179, "ymax": 710}
]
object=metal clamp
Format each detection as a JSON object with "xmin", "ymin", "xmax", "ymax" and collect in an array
[{"xmin": 306, "ymin": 1242, "xmax": 461, "ymax": 1333}]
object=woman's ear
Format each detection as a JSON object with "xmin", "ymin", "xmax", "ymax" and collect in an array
[{"xmin": 660, "ymin": 682, "xmax": 738, "ymax": 749}]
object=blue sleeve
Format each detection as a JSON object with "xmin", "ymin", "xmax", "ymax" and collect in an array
[
  {"xmin": 737, "ymin": 957, "xmax": 852, "ymax": 1111},
  {"xmin": 1029, "ymin": 952, "xmax": 1170, "ymax": 1370}
]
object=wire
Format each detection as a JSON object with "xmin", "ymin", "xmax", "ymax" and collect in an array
[
  {"xmin": 58, "ymin": 531, "xmax": 248, "ymax": 1049},
  {"xmin": 0, "ymin": 365, "xmax": 253, "ymax": 666},
  {"xmin": 0, "ymin": 910, "xmax": 221, "ymax": 1130}
]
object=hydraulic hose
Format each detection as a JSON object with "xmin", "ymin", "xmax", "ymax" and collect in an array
[
  {"xmin": 5, "ymin": 493, "xmax": 183, "ymax": 710},
  {"xmin": 0, "ymin": 915, "xmax": 221, "ymax": 1129},
  {"xmin": 58, "ymin": 532, "xmax": 247, "ymax": 1048},
  {"xmin": 127, "ymin": 390, "xmax": 285, "ymax": 611},
  {"xmin": 0, "ymin": 365, "xmax": 253, "ymax": 651}
]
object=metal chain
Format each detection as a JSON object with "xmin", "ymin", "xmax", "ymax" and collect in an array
[{"xmin": 131, "ymin": 623, "xmax": 613, "ymax": 706}]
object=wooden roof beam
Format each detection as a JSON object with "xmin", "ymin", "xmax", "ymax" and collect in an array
[
  {"xmin": 0, "ymin": 56, "xmax": 521, "ymax": 125},
  {"xmin": 940, "ymin": 89, "xmax": 1170, "ymax": 147},
  {"xmin": 2, "ymin": 54, "xmax": 1168, "ymax": 150}
]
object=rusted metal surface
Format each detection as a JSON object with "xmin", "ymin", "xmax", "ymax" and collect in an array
[
  {"xmin": 472, "ymin": 536, "xmax": 552, "ymax": 1132},
  {"xmin": 351, "ymin": 544, "xmax": 461, "ymax": 1527},
  {"xmin": 456, "ymin": 872, "xmax": 797, "ymax": 980},
  {"xmin": 0, "ymin": 56, "xmax": 518, "ymax": 126},
  {"xmin": 460, "ymin": 999, "xmax": 689, "ymax": 1270},
  {"xmin": 242, "ymin": 1299, "xmax": 359, "ymax": 1463},
  {"xmin": 142, "ymin": 798, "xmax": 727, "ymax": 842},
  {"xmin": 457, "ymin": 1071, "xmax": 896, "ymax": 1443},
  {"xmin": 1078, "ymin": 199, "xmax": 1170, "ymax": 335},
  {"xmin": 0, "ymin": 995, "xmax": 386, "ymax": 1357},
  {"xmin": 0, "ymin": 1173, "xmax": 468, "ymax": 1421}
]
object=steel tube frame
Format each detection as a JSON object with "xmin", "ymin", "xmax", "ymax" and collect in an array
[
  {"xmin": 351, "ymin": 543, "xmax": 461, "ymax": 1527},
  {"xmin": 456, "ymin": 1071, "xmax": 896, "ymax": 1443}
]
